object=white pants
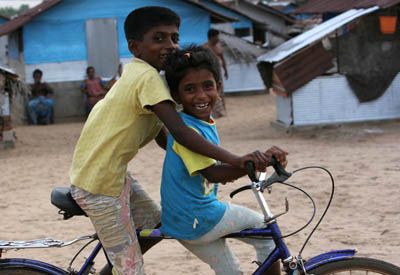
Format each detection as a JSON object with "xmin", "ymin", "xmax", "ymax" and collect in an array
[{"xmin": 180, "ymin": 203, "xmax": 275, "ymax": 275}]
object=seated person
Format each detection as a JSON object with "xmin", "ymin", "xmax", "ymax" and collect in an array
[
  {"xmin": 81, "ymin": 66, "xmax": 107, "ymax": 116},
  {"xmin": 161, "ymin": 46, "xmax": 287, "ymax": 275},
  {"xmin": 27, "ymin": 69, "xmax": 54, "ymax": 125}
]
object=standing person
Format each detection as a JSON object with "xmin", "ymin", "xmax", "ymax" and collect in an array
[
  {"xmin": 203, "ymin": 29, "xmax": 228, "ymax": 118},
  {"xmin": 27, "ymin": 69, "xmax": 54, "ymax": 125},
  {"xmin": 162, "ymin": 46, "xmax": 285, "ymax": 275},
  {"xmin": 107, "ymin": 63, "xmax": 124, "ymax": 89},
  {"xmin": 81, "ymin": 66, "xmax": 107, "ymax": 116},
  {"xmin": 70, "ymin": 7, "xmax": 271, "ymax": 275}
]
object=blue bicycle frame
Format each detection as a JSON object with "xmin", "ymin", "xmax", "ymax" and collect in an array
[{"xmin": 1, "ymin": 171, "xmax": 359, "ymax": 275}]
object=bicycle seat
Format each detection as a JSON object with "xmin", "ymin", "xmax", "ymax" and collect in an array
[{"xmin": 51, "ymin": 187, "xmax": 86, "ymax": 219}]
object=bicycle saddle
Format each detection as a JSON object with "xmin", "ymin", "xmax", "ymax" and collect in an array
[{"xmin": 51, "ymin": 187, "xmax": 87, "ymax": 219}]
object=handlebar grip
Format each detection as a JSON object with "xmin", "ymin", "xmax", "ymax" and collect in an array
[
  {"xmin": 245, "ymin": 161, "xmax": 258, "ymax": 182},
  {"xmin": 270, "ymin": 157, "xmax": 291, "ymax": 177}
]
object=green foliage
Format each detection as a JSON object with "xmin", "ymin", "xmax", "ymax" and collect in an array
[{"xmin": 0, "ymin": 4, "xmax": 30, "ymax": 18}]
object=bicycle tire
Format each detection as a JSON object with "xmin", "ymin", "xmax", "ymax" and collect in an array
[
  {"xmin": 306, "ymin": 257, "xmax": 400, "ymax": 275},
  {"xmin": 0, "ymin": 266, "xmax": 49, "ymax": 274},
  {"xmin": 0, "ymin": 259, "xmax": 67, "ymax": 275}
]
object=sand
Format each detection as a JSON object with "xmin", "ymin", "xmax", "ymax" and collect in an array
[{"xmin": 1, "ymin": 93, "xmax": 399, "ymax": 274}]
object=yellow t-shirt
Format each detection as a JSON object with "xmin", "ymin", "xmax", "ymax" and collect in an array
[{"xmin": 70, "ymin": 58, "xmax": 172, "ymax": 196}]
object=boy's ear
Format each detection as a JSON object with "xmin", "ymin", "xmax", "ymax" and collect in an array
[{"xmin": 128, "ymin": 39, "xmax": 139, "ymax": 56}]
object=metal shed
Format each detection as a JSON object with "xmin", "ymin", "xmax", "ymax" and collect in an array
[{"xmin": 257, "ymin": 7, "xmax": 400, "ymax": 127}]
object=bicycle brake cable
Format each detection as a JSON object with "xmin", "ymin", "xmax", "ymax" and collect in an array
[
  {"xmin": 290, "ymin": 166, "xmax": 335, "ymax": 256},
  {"xmin": 68, "ymin": 237, "xmax": 98, "ymax": 272},
  {"xmin": 277, "ymin": 181, "xmax": 316, "ymax": 239}
]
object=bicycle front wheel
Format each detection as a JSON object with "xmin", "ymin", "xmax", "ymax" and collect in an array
[{"xmin": 307, "ymin": 257, "xmax": 400, "ymax": 275}]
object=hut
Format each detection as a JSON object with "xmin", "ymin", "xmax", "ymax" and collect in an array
[
  {"xmin": 219, "ymin": 31, "xmax": 267, "ymax": 93},
  {"xmin": 210, "ymin": 0, "xmax": 295, "ymax": 46},
  {"xmin": 0, "ymin": 0, "xmax": 236, "ymax": 120},
  {"xmin": 0, "ymin": 14, "xmax": 9, "ymax": 66},
  {"xmin": 0, "ymin": 65, "xmax": 28, "ymax": 148},
  {"xmin": 257, "ymin": 1, "xmax": 400, "ymax": 128},
  {"xmin": 195, "ymin": 0, "xmax": 294, "ymax": 93}
]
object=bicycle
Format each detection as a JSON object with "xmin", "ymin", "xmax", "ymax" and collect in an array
[{"xmin": 1, "ymin": 160, "xmax": 399, "ymax": 275}]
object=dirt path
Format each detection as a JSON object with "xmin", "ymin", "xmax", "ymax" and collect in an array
[{"xmin": 1, "ymin": 93, "xmax": 399, "ymax": 274}]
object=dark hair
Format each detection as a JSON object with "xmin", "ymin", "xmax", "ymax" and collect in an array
[
  {"xmin": 124, "ymin": 6, "xmax": 181, "ymax": 41},
  {"xmin": 207, "ymin": 29, "xmax": 220, "ymax": 39},
  {"xmin": 164, "ymin": 45, "xmax": 221, "ymax": 95},
  {"xmin": 32, "ymin": 69, "xmax": 43, "ymax": 77},
  {"xmin": 86, "ymin": 66, "xmax": 94, "ymax": 75}
]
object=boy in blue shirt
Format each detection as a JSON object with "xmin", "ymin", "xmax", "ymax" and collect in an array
[{"xmin": 161, "ymin": 46, "xmax": 287, "ymax": 274}]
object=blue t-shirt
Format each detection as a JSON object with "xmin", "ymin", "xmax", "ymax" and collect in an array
[{"xmin": 160, "ymin": 112, "xmax": 227, "ymax": 240}]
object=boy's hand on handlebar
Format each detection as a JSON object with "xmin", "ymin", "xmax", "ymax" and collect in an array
[
  {"xmin": 265, "ymin": 146, "xmax": 288, "ymax": 167},
  {"xmin": 239, "ymin": 151, "xmax": 270, "ymax": 172}
]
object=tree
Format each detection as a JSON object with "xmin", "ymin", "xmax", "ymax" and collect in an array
[{"xmin": 0, "ymin": 4, "xmax": 30, "ymax": 19}]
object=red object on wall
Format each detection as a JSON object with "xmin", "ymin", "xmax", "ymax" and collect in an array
[{"xmin": 379, "ymin": 15, "xmax": 398, "ymax": 34}]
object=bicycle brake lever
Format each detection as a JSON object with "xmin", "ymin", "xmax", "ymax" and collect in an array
[
  {"xmin": 270, "ymin": 157, "xmax": 292, "ymax": 178},
  {"xmin": 261, "ymin": 158, "xmax": 292, "ymax": 191}
]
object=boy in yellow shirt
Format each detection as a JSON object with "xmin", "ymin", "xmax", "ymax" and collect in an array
[{"xmin": 70, "ymin": 6, "xmax": 274, "ymax": 275}]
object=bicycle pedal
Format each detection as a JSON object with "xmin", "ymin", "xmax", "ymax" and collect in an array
[{"xmin": 252, "ymin": 260, "xmax": 262, "ymax": 266}]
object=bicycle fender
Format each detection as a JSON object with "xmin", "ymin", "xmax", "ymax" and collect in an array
[
  {"xmin": 0, "ymin": 258, "xmax": 67, "ymax": 274},
  {"xmin": 304, "ymin": 249, "xmax": 357, "ymax": 271}
]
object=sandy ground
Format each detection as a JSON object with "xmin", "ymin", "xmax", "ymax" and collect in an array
[{"xmin": 1, "ymin": 93, "xmax": 399, "ymax": 274}]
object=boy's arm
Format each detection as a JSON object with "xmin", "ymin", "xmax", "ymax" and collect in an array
[
  {"xmin": 150, "ymin": 101, "xmax": 268, "ymax": 169},
  {"xmin": 155, "ymin": 127, "xmax": 168, "ymax": 150}
]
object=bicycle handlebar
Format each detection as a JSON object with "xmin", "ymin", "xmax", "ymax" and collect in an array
[
  {"xmin": 229, "ymin": 158, "xmax": 292, "ymax": 198},
  {"xmin": 245, "ymin": 161, "xmax": 258, "ymax": 182}
]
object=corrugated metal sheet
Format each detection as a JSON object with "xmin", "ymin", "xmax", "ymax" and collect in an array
[
  {"xmin": 257, "ymin": 7, "xmax": 379, "ymax": 63},
  {"xmin": 0, "ymin": 0, "xmax": 61, "ymax": 36},
  {"xmin": 86, "ymin": 19, "xmax": 119, "ymax": 78},
  {"xmin": 0, "ymin": 65, "xmax": 17, "ymax": 76},
  {"xmin": 290, "ymin": 73, "xmax": 400, "ymax": 125},
  {"xmin": 295, "ymin": 0, "xmax": 400, "ymax": 14},
  {"xmin": 273, "ymin": 42, "xmax": 333, "ymax": 94}
]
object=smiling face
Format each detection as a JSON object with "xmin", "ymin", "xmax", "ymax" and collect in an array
[
  {"xmin": 129, "ymin": 25, "xmax": 179, "ymax": 71},
  {"xmin": 176, "ymin": 68, "xmax": 220, "ymax": 122}
]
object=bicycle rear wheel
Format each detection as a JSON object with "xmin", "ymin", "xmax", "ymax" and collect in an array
[
  {"xmin": 307, "ymin": 257, "xmax": 400, "ymax": 275},
  {"xmin": 0, "ymin": 266, "xmax": 49, "ymax": 274},
  {"xmin": 0, "ymin": 259, "xmax": 66, "ymax": 275}
]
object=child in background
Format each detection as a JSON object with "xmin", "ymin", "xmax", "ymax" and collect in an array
[
  {"xmin": 70, "ymin": 7, "xmax": 274, "ymax": 275},
  {"xmin": 161, "ymin": 46, "xmax": 287, "ymax": 275},
  {"xmin": 81, "ymin": 66, "xmax": 108, "ymax": 116}
]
